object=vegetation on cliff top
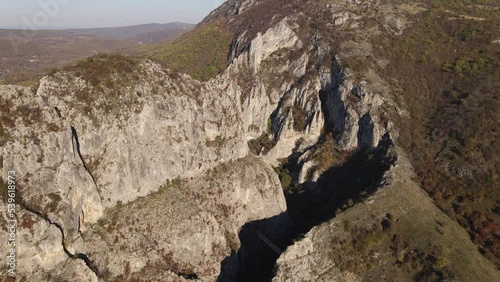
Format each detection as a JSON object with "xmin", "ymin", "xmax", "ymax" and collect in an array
[
  {"xmin": 61, "ymin": 53, "xmax": 139, "ymax": 87},
  {"xmin": 132, "ymin": 20, "xmax": 233, "ymax": 81},
  {"xmin": 347, "ymin": 0, "xmax": 500, "ymax": 267}
]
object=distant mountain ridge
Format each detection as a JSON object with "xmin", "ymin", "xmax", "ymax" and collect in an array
[
  {"xmin": 68, "ymin": 22, "xmax": 195, "ymax": 40},
  {"xmin": 0, "ymin": 22, "xmax": 194, "ymax": 85}
]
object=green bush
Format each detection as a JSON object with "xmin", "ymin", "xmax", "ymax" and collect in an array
[
  {"xmin": 274, "ymin": 165, "xmax": 293, "ymax": 190},
  {"xmin": 308, "ymin": 134, "xmax": 343, "ymax": 171},
  {"xmin": 63, "ymin": 53, "xmax": 138, "ymax": 87},
  {"xmin": 292, "ymin": 104, "xmax": 308, "ymax": 132},
  {"xmin": 248, "ymin": 133, "xmax": 276, "ymax": 155},
  {"xmin": 441, "ymin": 57, "xmax": 490, "ymax": 76}
]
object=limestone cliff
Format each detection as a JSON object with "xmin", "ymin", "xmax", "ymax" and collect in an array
[{"xmin": 1, "ymin": 0, "xmax": 499, "ymax": 281}]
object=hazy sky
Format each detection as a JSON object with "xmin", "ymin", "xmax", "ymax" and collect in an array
[{"xmin": 0, "ymin": 0, "xmax": 227, "ymax": 29}]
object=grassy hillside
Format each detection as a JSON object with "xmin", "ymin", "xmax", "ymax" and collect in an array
[
  {"xmin": 131, "ymin": 20, "xmax": 233, "ymax": 81},
  {"xmin": 293, "ymin": 0, "xmax": 499, "ymax": 266},
  {"xmin": 373, "ymin": 1, "xmax": 500, "ymax": 267}
]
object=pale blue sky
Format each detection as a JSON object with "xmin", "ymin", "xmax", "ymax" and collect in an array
[{"xmin": 0, "ymin": 0, "xmax": 226, "ymax": 29}]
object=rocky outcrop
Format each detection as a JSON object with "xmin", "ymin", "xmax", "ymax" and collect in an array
[
  {"xmin": 0, "ymin": 55, "xmax": 289, "ymax": 279},
  {"xmin": 263, "ymin": 79, "xmax": 324, "ymax": 165},
  {"xmin": 0, "ymin": 85, "xmax": 103, "ymax": 243},
  {"xmin": 37, "ymin": 63, "xmax": 249, "ymax": 210},
  {"xmin": 70, "ymin": 155, "xmax": 285, "ymax": 281},
  {"xmin": 249, "ymin": 21, "xmax": 303, "ymax": 74},
  {"xmin": 320, "ymin": 62, "xmax": 387, "ymax": 150},
  {"xmin": 0, "ymin": 206, "xmax": 99, "ymax": 281}
]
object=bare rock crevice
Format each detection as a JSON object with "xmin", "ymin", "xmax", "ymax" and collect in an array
[
  {"xmin": 70, "ymin": 125, "xmax": 102, "ymax": 202},
  {"xmin": 21, "ymin": 204, "xmax": 100, "ymax": 277}
]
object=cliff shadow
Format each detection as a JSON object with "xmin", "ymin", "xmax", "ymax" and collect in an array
[
  {"xmin": 287, "ymin": 135, "xmax": 396, "ymax": 233},
  {"xmin": 217, "ymin": 135, "xmax": 396, "ymax": 281},
  {"xmin": 217, "ymin": 212, "xmax": 297, "ymax": 282}
]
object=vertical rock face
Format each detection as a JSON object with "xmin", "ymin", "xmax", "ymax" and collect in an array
[
  {"xmin": 240, "ymin": 80, "xmax": 271, "ymax": 140},
  {"xmin": 249, "ymin": 21, "xmax": 303, "ymax": 74},
  {"xmin": 0, "ymin": 86, "xmax": 287, "ymax": 278},
  {"xmin": 37, "ymin": 63, "xmax": 250, "ymax": 209},
  {"xmin": 263, "ymin": 79, "xmax": 325, "ymax": 165}
]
